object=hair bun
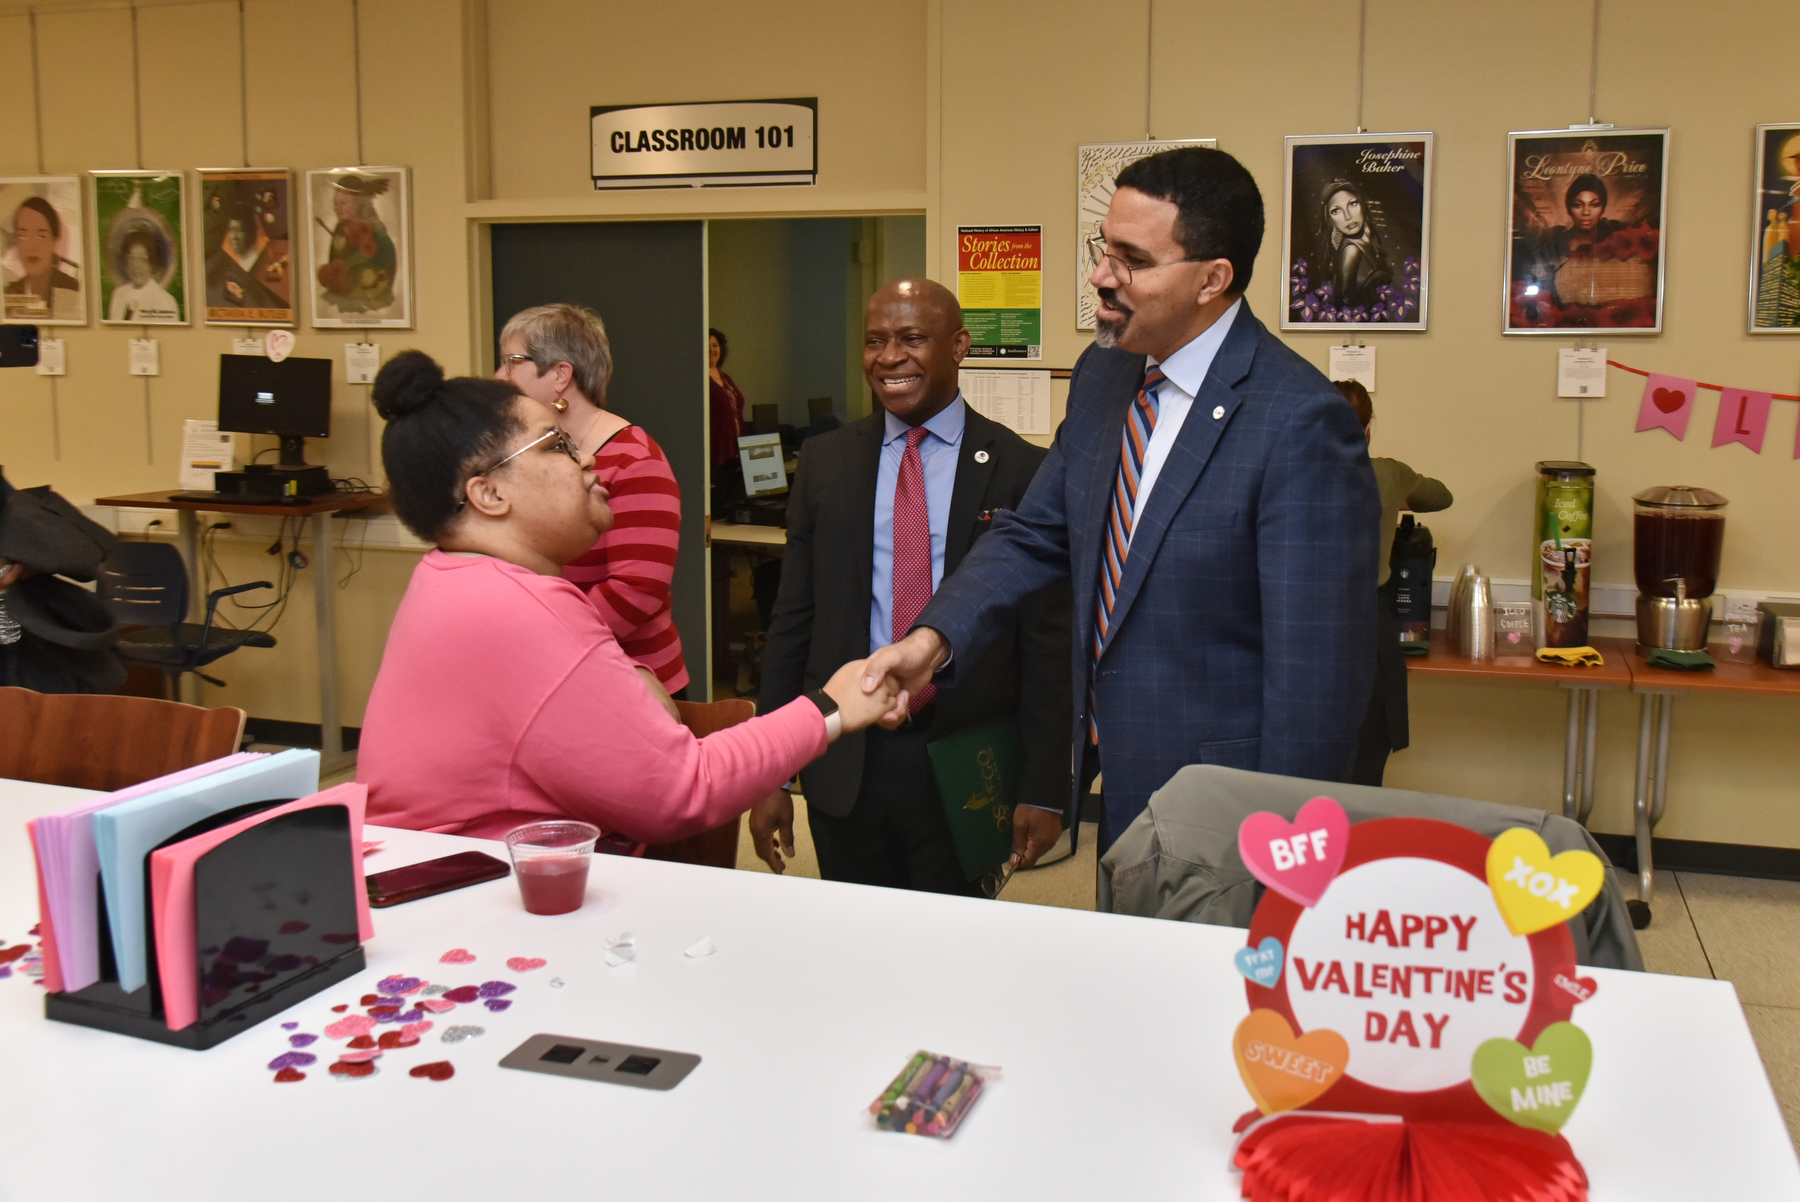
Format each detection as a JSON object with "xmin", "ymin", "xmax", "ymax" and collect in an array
[{"xmin": 372, "ymin": 350, "xmax": 446, "ymax": 420}]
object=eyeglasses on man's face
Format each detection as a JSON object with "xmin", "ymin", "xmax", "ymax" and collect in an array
[
  {"xmin": 455, "ymin": 427, "xmax": 584, "ymax": 511},
  {"xmin": 1085, "ymin": 234, "xmax": 1210, "ymax": 286}
]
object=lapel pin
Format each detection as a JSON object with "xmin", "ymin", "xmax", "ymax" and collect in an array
[
  {"xmin": 974, "ymin": 449, "xmax": 990, "ymax": 463},
  {"xmin": 1212, "ymin": 405, "xmax": 1225, "ymax": 420}
]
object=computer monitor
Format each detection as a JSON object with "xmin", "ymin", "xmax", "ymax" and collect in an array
[{"xmin": 217, "ymin": 355, "xmax": 332, "ymax": 467}]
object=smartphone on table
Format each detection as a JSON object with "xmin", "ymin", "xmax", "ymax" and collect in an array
[{"xmin": 366, "ymin": 850, "xmax": 511, "ymax": 908}]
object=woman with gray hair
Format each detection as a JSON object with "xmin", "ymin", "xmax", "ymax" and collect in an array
[{"xmin": 497, "ymin": 303, "xmax": 688, "ymax": 703}]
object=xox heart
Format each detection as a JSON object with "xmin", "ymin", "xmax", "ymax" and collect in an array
[
  {"xmin": 1485, "ymin": 829, "xmax": 1605, "ymax": 936},
  {"xmin": 1652, "ymin": 386, "xmax": 1686, "ymax": 413},
  {"xmin": 1233, "ymin": 1008, "xmax": 1349, "ymax": 1115},
  {"xmin": 1235, "ymin": 936, "xmax": 1285, "ymax": 989},
  {"xmin": 1237, "ymin": 797, "xmax": 1350, "ymax": 908},
  {"xmin": 1471, "ymin": 1022, "xmax": 1592, "ymax": 1133}
]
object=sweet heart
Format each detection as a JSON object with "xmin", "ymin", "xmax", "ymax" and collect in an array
[
  {"xmin": 1552, "ymin": 972, "xmax": 1598, "ymax": 1004},
  {"xmin": 1652, "ymin": 386, "xmax": 1687, "ymax": 413},
  {"xmin": 1485, "ymin": 829, "xmax": 1605, "ymax": 936},
  {"xmin": 1235, "ymin": 936, "xmax": 1285, "ymax": 989},
  {"xmin": 1233, "ymin": 1009, "xmax": 1349, "ymax": 1115},
  {"xmin": 410, "ymin": 1060, "xmax": 456, "ymax": 1081},
  {"xmin": 506, "ymin": 957, "xmax": 547, "ymax": 973},
  {"xmin": 272, "ymin": 1067, "xmax": 306, "ymax": 1083},
  {"xmin": 1237, "ymin": 797, "xmax": 1350, "ymax": 908},
  {"xmin": 439, "ymin": 948, "xmax": 477, "ymax": 964},
  {"xmin": 1471, "ymin": 1022, "xmax": 1592, "ymax": 1133}
]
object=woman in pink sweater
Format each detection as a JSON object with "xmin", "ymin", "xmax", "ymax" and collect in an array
[{"xmin": 357, "ymin": 351, "xmax": 901, "ymax": 842}]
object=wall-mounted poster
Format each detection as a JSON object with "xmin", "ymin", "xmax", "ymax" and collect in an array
[
  {"xmin": 198, "ymin": 168, "xmax": 294, "ymax": 326},
  {"xmin": 1282, "ymin": 133, "xmax": 1431, "ymax": 331},
  {"xmin": 1504, "ymin": 128, "xmax": 1668, "ymax": 335},
  {"xmin": 958, "ymin": 226, "xmax": 1041, "ymax": 358},
  {"xmin": 305, "ymin": 166, "xmax": 411, "ymax": 328},
  {"xmin": 1, "ymin": 176, "xmax": 86, "ymax": 325},
  {"xmin": 1748, "ymin": 123, "xmax": 1800, "ymax": 332},
  {"xmin": 1075, "ymin": 139, "xmax": 1216, "ymax": 331},
  {"xmin": 93, "ymin": 171, "xmax": 187, "ymax": 325}
]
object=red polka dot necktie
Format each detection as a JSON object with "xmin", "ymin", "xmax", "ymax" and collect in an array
[
  {"xmin": 1089, "ymin": 365, "xmax": 1166, "ymax": 742},
  {"xmin": 892, "ymin": 425, "xmax": 937, "ymax": 713}
]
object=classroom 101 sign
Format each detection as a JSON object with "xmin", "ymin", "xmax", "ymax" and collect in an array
[
  {"xmin": 957, "ymin": 226, "xmax": 1042, "ymax": 359},
  {"xmin": 590, "ymin": 99, "xmax": 817, "ymax": 189}
]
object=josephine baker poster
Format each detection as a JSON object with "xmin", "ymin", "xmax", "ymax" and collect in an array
[
  {"xmin": 1505, "ymin": 128, "xmax": 1668, "ymax": 334},
  {"xmin": 1282, "ymin": 133, "xmax": 1431, "ymax": 331}
]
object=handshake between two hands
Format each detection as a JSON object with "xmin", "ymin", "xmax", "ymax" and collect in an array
[{"xmin": 751, "ymin": 628, "xmax": 1064, "ymax": 875}]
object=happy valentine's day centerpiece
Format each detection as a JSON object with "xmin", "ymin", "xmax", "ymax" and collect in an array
[{"xmin": 1230, "ymin": 798, "xmax": 1605, "ymax": 1202}]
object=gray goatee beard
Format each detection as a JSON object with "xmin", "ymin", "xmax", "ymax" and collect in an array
[{"xmin": 1093, "ymin": 312, "xmax": 1127, "ymax": 348}]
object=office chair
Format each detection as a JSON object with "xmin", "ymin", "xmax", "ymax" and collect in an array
[{"xmin": 97, "ymin": 542, "xmax": 278, "ymax": 696}]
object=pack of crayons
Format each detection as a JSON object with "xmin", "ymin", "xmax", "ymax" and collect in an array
[{"xmin": 868, "ymin": 1050, "xmax": 991, "ymax": 1138}]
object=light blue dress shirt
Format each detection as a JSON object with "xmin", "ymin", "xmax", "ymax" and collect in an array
[{"xmin": 870, "ymin": 395, "xmax": 966, "ymax": 654}]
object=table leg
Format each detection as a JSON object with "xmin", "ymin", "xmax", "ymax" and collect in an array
[
  {"xmin": 312, "ymin": 513, "xmax": 348, "ymax": 777},
  {"xmin": 178, "ymin": 510, "xmax": 202, "ymax": 706},
  {"xmin": 1562, "ymin": 688, "xmax": 1582, "ymax": 821},
  {"xmin": 1580, "ymin": 686, "xmax": 1600, "ymax": 825},
  {"xmin": 1633, "ymin": 692, "xmax": 1657, "ymax": 912},
  {"xmin": 1652, "ymin": 692, "xmax": 1673, "ymax": 828}
]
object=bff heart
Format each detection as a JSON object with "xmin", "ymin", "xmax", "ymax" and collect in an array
[
  {"xmin": 1235, "ymin": 936, "xmax": 1285, "ymax": 990},
  {"xmin": 1485, "ymin": 829, "xmax": 1605, "ymax": 936},
  {"xmin": 1471, "ymin": 1022, "xmax": 1592, "ymax": 1133},
  {"xmin": 1238, "ymin": 797, "xmax": 1350, "ymax": 908},
  {"xmin": 1233, "ymin": 1009, "xmax": 1349, "ymax": 1115}
]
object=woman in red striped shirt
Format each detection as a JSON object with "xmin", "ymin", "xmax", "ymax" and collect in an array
[{"xmin": 496, "ymin": 303, "xmax": 688, "ymax": 707}]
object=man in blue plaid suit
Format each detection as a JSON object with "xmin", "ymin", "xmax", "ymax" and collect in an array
[{"xmin": 863, "ymin": 147, "xmax": 1379, "ymax": 856}]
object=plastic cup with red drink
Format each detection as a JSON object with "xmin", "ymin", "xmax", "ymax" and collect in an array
[{"xmin": 503, "ymin": 821, "xmax": 599, "ymax": 915}]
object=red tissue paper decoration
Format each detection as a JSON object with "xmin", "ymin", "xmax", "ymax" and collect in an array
[{"xmin": 1232, "ymin": 1112, "xmax": 1588, "ymax": 1202}]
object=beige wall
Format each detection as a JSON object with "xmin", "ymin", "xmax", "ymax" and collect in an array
[{"xmin": 3, "ymin": 0, "xmax": 1795, "ymax": 845}]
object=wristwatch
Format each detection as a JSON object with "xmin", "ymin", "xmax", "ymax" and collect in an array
[{"xmin": 805, "ymin": 688, "xmax": 839, "ymax": 719}]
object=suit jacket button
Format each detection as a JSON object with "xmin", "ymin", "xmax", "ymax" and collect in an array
[
  {"xmin": 1212, "ymin": 405, "xmax": 1225, "ymax": 420},
  {"xmin": 974, "ymin": 449, "xmax": 989, "ymax": 463}
]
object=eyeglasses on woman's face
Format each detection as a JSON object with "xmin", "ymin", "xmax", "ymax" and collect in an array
[
  {"xmin": 454, "ymin": 426, "xmax": 583, "ymax": 511},
  {"xmin": 497, "ymin": 352, "xmax": 540, "ymax": 378}
]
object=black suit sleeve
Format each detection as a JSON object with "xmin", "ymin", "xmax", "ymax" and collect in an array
[
  {"xmin": 1007, "ymin": 442, "xmax": 1074, "ymax": 816},
  {"xmin": 758, "ymin": 442, "xmax": 817, "ymax": 716}
]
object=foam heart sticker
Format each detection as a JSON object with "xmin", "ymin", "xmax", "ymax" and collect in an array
[
  {"xmin": 377, "ymin": 1030, "xmax": 417, "ymax": 1050},
  {"xmin": 1551, "ymin": 972, "xmax": 1598, "ymax": 1004},
  {"xmin": 329, "ymin": 1060, "xmax": 377, "ymax": 1079},
  {"xmin": 444, "ymin": 985, "xmax": 480, "ymax": 1004},
  {"xmin": 1235, "ymin": 936, "xmax": 1285, "ymax": 989},
  {"xmin": 402, "ymin": 1020, "xmax": 434, "ymax": 1039},
  {"xmin": 477, "ymin": 981, "xmax": 516, "ymax": 998},
  {"xmin": 288, "ymin": 1033, "xmax": 317, "ymax": 1048},
  {"xmin": 281, "ymin": 1022, "xmax": 299, "ymax": 1031},
  {"xmin": 484, "ymin": 998, "xmax": 512, "ymax": 1012},
  {"xmin": 440, "ymin": 949, "xmax": 477, "ymax": 964},
  {"xmin": 338, "ymin": 1048, "xmax": 383, "ymax": 1064},
  {"xmin": 410, "ymin": 1061, "xmax": 456, "ymax": 1081},
  {"xmin": 267, "ymin": 1051, "xmax": 316, "ymax": 1071},
  {"xmin": 330, "ymin": 1004, "xmax": 348, "ymax": 1013},
  {"xmin": 506, "ymin": 957, "xmax": 547, "ymax": 973},
  {"xmin": 418, "ymin": 998, "xmax": 456, "ymax": 1014},
  {"xmin": 272, "ymin": 1068, "xmax": 306, "ymax": 1083},
  {"xmin": 1471, "ymin": 1022, "xmax": 1592, "ymax": 1133},
  {"xmin": 1485, "ymin": 829, "xmax": 1605, "ymax": 936},
  {"xmin": 325, "ymin": 1014, "xmax": 375, "ymax": 1039},
  {"xmin": 1237, "ymin": 797, "xmax": 1350, "ymax": 908},
  {"xmin": 1234, "ymin": 1009, "xmax": 1348, "ymax": 1115},
  {"xmin": 441, "ymin": 1025, "xmax": 485, "ymax": 1043},
  {"xmin": 1652, "ymin": 386, "xmax": 1686, "ymax": 413},
  {"xmin": 360, "ymin": 994, "xmax": 381, "ymax": 1007},
  {"xmin": 347, "ymin": 1035, "xmax": 376, "ymax": 1049},
  {"xmin": 376, "ymin": 975, "xmax": 421, "ymax": 995}
]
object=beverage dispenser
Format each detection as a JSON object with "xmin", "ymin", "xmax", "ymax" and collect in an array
[{"xmin": 1633, "ymin": 485, "xmax": 1727, "ymax": 651}]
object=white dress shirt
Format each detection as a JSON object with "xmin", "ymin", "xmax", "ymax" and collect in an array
[{"xmin": 1130, "ymin": 298, "xmax": 1242, "ymax": 540}]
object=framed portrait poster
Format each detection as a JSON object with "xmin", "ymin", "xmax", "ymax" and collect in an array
[
  {"xmin": 1748, "ymin": 123, "xmax": 1800, "ymax": 332},
  {"xmin": 92, "ymin": 170, "xmax": 188, "ymax": 325},
  {"xmin": 1504, "ymin": 128, "xmax": 1668, "ymax": 335},
  {"xmin": 1, "ymin": 176, "xmax": 86, "ymax": 325},
  {"xmin": 1075, "ymin": 139, "xmax": 1215, "ymax": 331},
  {"xmin": 198, "ymin": 168, "xmax": 294, "ymax": 326},
  {"xmin": 305, "ymin": 166, "xmax": 412, "ymax": 328},
  {"xmin": 1282, "ymin": 133, "xmax": 1431, "ymax": 331}
]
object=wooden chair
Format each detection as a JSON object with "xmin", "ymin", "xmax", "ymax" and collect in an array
[
  {"xmin": 0, "ymin": 686, "xmax": 247, "ymax": 792},
  {"xmin": 645, "ymin": 698, "xmax": 756, "ymax": 870}
]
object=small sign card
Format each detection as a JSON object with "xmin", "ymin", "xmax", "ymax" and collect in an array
[
  {"xmin": 1557, "ymin": 348, "xmax": 1607, "ymax": 398},
  {"xmin": 128, "ymin": 339, "xmax": 160, "ymax": 376},
  {"xmin": 345, "ymin": 342, "xmax": 380, "ymax": 385},
  {"xmin": 35, "ymin": 338, "xmax": 65, "ymax": 376},
  {"xmin": 1327, "ymin": 345, "xmax": 1376, "ymax": 392}
]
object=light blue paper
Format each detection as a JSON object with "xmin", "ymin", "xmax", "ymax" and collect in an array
[{"xmin": 92, "ymin": 749, "xmax": 320, "ymax": 993}]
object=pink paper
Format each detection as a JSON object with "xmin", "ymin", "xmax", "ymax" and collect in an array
[
  {"xmin": 26, "ymin": 821, "xmax": 63, "ymax": 993},
  {"xmin": 150, "ymin": 783, "xmax": 375, "ymax": 1031},
  {"xmin": 35, "ymin": 752, "xmax": 265, "ymax": 994},
  {"xmin": 1635, "ymin": 372, "xmax": 1697, "ymax": 440},
  {"xmin": 1712, "ymin": 388, "xmax": 1773, "ymax": 453}
]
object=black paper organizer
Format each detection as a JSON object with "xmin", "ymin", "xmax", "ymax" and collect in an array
[{"xmin": 45, "ymin": 802, "xmax": 365, "ymax": 1050}]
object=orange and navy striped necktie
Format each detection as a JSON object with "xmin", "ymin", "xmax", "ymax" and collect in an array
[{"xmin": 1088, "ymin": 365, "xmax": 1165, "ymax": 742}]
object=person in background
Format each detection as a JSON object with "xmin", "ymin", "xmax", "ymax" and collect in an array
[
  {"xmin": 497, "ymin": 303, "xmax": 688, "ymax": 704},
  {"xmin": 709, "ymin": 328, "xmax": 746, "ymax": 470},
  {"xmin": 754, "ymin": 279, "xmax": 1071, "ymax": 892},
  {"xmin": 0, "ymin": 469, "xmax": 123, "ymax": 694},
  {"xmin": 1336, "ymin": 378, "xmax": 1452, "ymax": 786},
  {"xmin": 358, "ymin": 351, "xmax": 899, "ymax": 842}
]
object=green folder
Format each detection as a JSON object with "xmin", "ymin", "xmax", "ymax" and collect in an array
[{"xmin": 927, "ymin": 717, "xmax": 1022, "ymax": 881}]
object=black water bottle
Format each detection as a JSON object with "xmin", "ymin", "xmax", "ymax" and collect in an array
[{"xmin": 1388, "ymin": 514, "xmax": 1436, "ymax": 655}]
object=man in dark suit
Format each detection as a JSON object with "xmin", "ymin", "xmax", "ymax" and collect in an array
[
  {"xmin": 752, "ymin": 279, "xmax": 1071, "ymax": 894},
  {"xmin": 863, "ymin": 147, "xmax": 1380, "ymax": 854}
]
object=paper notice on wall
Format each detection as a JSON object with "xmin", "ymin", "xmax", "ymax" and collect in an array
[
  {"xmin": 35, "ymin": 338, "xmax": 65, "ymax": 376},
  {"xmin": 180, "ymin": 419, "xmax": 237, "ymax": 490},
  {"xmin": 1557, "ymin": 348, "xmax": 1607, "ymax": 398},
  {"xmin": 345, "ymin": 342, "xmax": 380, "ymax": 384},
  {"xmin": 232, "ymin": 336, "xmax": 264, "ymax": 356},
  {"xmin": 960, "ymin": 368, "xmax": 1051, "ymax": 436},
  {"xmin": 128, "ymin": 339, "xmax": 160, "ymax": 376},
  {"xmin": 1327, "ymin": 344, "xmax": 1376, "ymax": 392}
]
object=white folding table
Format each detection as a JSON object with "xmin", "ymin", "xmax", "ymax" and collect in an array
[{"xmin": 2, "ymin": 777, "xmax": 1795, "ymax": 1201}]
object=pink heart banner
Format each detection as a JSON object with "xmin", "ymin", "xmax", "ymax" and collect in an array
[
  {"xmin": 1636, "ymin": 373, "xmax": 1697, "ymax": 439},
  {"xmin": 1713, "ymin": 388, "xmax": 1773, "ymax": 453}
]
